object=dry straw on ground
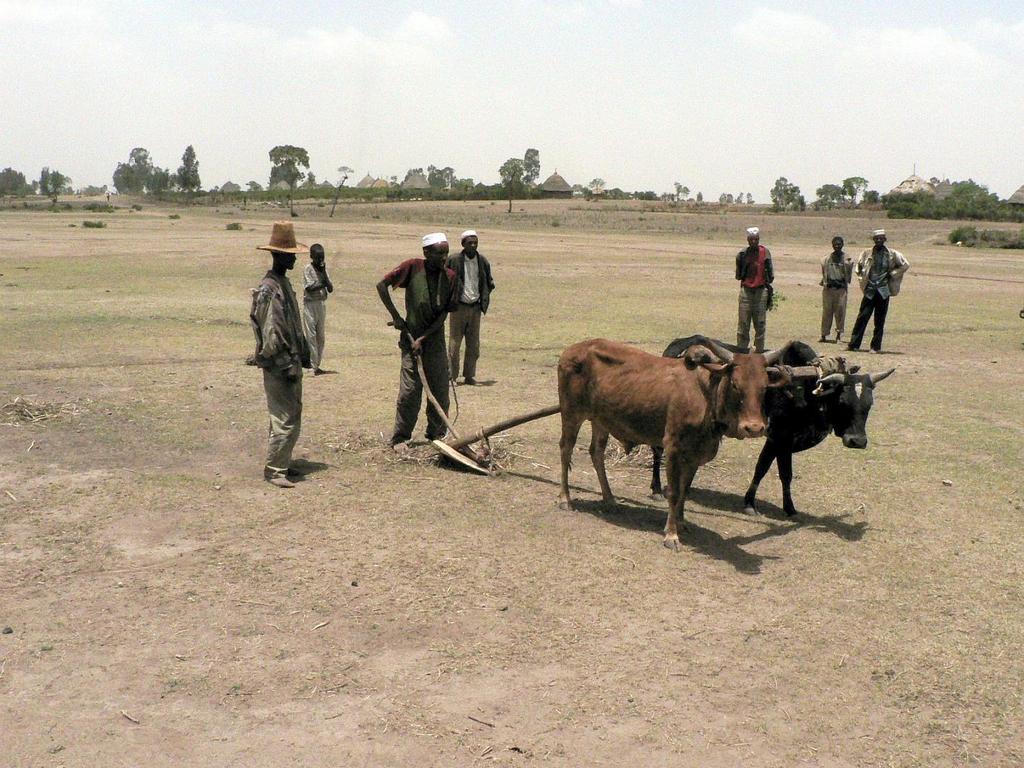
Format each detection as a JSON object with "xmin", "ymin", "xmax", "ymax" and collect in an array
[{"xmin": 0, "ymin": 396, "xmax": 87, "ymax": 426}]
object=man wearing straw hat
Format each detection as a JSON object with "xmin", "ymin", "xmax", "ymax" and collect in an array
[
  {"xmin": 376, "ymin": 232, "xmax": 460, "ymax": 449},
  {"xmin": 446, "ymin": 230, "xmax": 495, "ymax": 385},
  {"xmin": 847, "ymin": 229, "xmax": 910, "ymax": 353},
  {"xmin": 249, "ymin": 221, "xmax": 311, "ymax": 487},
  {"xmin": 735, "ymin": 226, "xmax": 775, "ymax": 352}
]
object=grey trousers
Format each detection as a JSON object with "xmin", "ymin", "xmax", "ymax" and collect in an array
[
  {"xmin": 448, "ymin": 302, "xmax": 482, "ymax": 379},
  {"xmin": 263, "ymin": 368, "xmax": 302, "ymax": 478},
  {"xmin": 392, "ymin": 337, "xmax": 450, "ymax": 444},
  {"xmin": 302, "ymin": 299, "xmax": 326, "ymax": 369},
  {"xmin": 821, "ymin": 287, "xmax": 848, "ymax": 337},
  {"xmin": 737, "ymin": 286, "xmax": 768, "ymax": 352}
]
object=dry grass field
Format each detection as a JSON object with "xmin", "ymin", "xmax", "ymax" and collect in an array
[{"xmin": 2, "ymin": 198, "xmax": 1023, "ymax": 766}]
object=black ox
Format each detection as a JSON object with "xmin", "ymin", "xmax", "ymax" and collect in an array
[{"xmin": 651, "ymin": 336, "xmax": 895, "ymax": 516}]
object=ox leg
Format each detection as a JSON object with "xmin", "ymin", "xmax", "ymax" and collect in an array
[
  {"xmin": 777, "ymin": 449, "xmax": 798, "ymax": 517},
  {"xmin": 744, "ymin": 441, "xmax": 778, "ymax": 515},
  {"xmin": 589, "ymin": 423, "xmax": 614, "ymax": 504},
  {"xmin": 663, "ymin": 446, "xmax": 697, "ymax": 551},
  {"xmin": 558, "ymin": 415, "xmax": 585, "ymax": 510},
  {"xmin": 650, "ymin": 446, "xmax": 664, "ymax": 498}
]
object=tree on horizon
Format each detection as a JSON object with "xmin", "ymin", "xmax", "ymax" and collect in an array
[
  {"xmin": 176, "ymin": 145, "xmax": 201, "ymax": 196},
  {"xmin": 268, "ymin": 145, "xmax": 310, "ymax": 216}
]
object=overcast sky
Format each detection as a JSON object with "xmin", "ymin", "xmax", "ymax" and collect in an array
[{"xmin": 2, "ymin": 0, "xmax": 1022, "ymax": 198}]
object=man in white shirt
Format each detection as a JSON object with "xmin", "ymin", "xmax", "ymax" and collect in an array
[{"xmin": 302, "ymin": 243, "xmax": 333, "ymax": 375}]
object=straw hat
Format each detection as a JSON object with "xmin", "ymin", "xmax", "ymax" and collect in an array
[{"xmin": 257, "ymin": 221, "xmax": 307, "ymax": 253}]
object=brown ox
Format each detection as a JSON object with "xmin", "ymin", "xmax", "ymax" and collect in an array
[{"xmin": 557, "ymin": 338, "xmax": 789, "ymax": 550}]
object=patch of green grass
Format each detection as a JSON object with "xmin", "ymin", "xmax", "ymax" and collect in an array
[
  {"xmin": 169, "ymin": 214, "xmax": 181, "ymax": 220},
  {"xmin": 84, "ymin": 202, "xmax": 115, "ymax": 213},
  {"xmin": 82, "ymin": 220, "xmax": 106, "ymax": 228},
  {"xmin": 226, "ymin": 222, "xmax": 243, "ymax": 230}
]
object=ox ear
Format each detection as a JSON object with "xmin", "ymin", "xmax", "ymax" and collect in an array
[{"xmin": 848, "ymin": 365, "xmax": 861, "ymax": 374}]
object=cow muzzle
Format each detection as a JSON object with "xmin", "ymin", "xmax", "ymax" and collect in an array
[
  {"xmin": 842, "ymin": 434, "xmax": 868, "ymax": 449},
  {"xmin": 737, "ymin": 420, "xmax": 766, "ymax": 439}
]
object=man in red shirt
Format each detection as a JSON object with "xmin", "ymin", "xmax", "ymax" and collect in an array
[
  {"xmin": 376, "ymin": 232, "xmax": 461, "ymax": 448},
  {"xmin": 734, "ymin": 226, "xmax": 775, "ymax": 352}
]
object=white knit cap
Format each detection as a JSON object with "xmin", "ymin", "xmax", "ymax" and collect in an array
[
  {"xmin": 422, "ymin": 232, "xmax": 447, "ymax": 247},
  {"xmin": 872, "ymin": 229, "xmax": 886, "ymax": 237},
  {"xmin": 746, "ymin": 227, "xmax": 760, "ymax": 236},
  {"xmin": 461, "ymin": 229, "xmax": 477, "ymax": 241}
]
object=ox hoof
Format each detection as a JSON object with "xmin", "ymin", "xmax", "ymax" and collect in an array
[
  {"xmin": 662, "ymin": 535, "xmax": 682, "ymax": 552},
  {"xmin": 557, "ymin": 499, "xmax": 574, "ymax": 512},
  {"xmin": 784, "ymin": 508, "xmax": 799, "ymax": 519},
  {"xmin": 650, "ymin": 490, "xmax": 665, "ymax": 500},
  {"xmin": 743, "ymin": 505, "xmax": 760, "ymax": 516}
]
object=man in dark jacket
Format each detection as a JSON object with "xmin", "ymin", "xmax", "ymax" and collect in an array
[
  {"xmin": 446, "ymin": 230, "xmax": 495, "ymax": 385},
  {"xmin": 735, "ymin": 226, "xmax": 775, "ymax": 352}
]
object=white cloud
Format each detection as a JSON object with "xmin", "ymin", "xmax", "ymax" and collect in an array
[
  {"xmin": 196, "ymin": 11, "xmax": 452, "ymax": 63},
  {"xmin": 394, "ymin": 11, "xmax": 453, "ymax": 46},
  {"xmin": 733, "ymin": 8, "xmax": 834, "ymax": 46},
  {"xmin": 972, "ymin": 17, "xmax": 1024, "ymax": 55},
  {"xmin": 0, "ymin": 0, "xmax": 98, "ymax": 24},
  {"xmin": 874, "ymin": 26, "xmax": 987, "ymax": 68}
]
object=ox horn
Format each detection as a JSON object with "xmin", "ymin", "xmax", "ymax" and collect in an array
[
  {"xmin": 701, "ymin": 338, "xmax": 734, "ymax": 364},
  {"xmin": 812, "ymin": 372, "xmax": 846, "ymax": 396},
  {"xmin": 869, "ymin": 367, "xmax": 897, "ymax": 386},
  {"xmin": 763, "ymin": 341, "xmax": 791, "ymax": 365}
]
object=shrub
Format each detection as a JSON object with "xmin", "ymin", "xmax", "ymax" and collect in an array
[
  {"xmin": 82, "ymin": 220, "xmax": 106, "ymax": 228},
  {"xmin": 84, "ymin": 202, "xmax": 115, "ymax": 212},
  {"xmin": 168, "ymin": 214, "xmax": 181, "ymax": 219},
  {"xmin": 948, "ymin": 226, "xmax": 978, "ymax": 246},
  {"xmin": 948, "ymin": 226, "xmax": 1024, "ymax": 249},
  {"xmin": 132, "ymin": 204, "xmax": 142, "ymax": 211},
  {"xmin": 226, "ymin": 222, "xmax": 242, "ymax": 230}
]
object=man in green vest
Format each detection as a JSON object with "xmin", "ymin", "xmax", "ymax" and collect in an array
[{"xmin": 377, "ymin": 232, "xmax": 460, "ymax": 449}]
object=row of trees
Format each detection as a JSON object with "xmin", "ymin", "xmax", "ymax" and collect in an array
[
  {"xmin": 885, "ymin": 181, "xmax": 1024, "ymax": 222},
  {"xmin": 10, "ymin": 150, "xmax": 1020, "ymax": 223},
  {"xmin": 0, "ymin": 167, "xmax": 73, "ymax": 204},
  {"xmin": 110, "ymin": 146, "xmax": 200, "ymax": 196}
]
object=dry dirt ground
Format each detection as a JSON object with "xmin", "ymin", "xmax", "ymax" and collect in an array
[{"xmin": 2, "ymin": 199, "xmax": 1022, "ymax": 767}]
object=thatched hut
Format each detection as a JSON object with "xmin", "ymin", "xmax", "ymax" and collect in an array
[
  {"xmin": 888, "ymin": 175, "xmax": 935, "ymax": 196},
  {"xmin": 540, "ymin": 171, "xmax": 572, "ymax": 198},
  {"xmin": 220, "ymin": 181, "xmax": 241, "ymax": 193},
  {"xmin": 932, "ymin": 179, "xmax": 955, "ymax": 200},
  {"xmin": 402, "ymin": 171, "xmax": 430, "ymax": 190},
  {"xmin": 371, "ymin": 178, "xmax": 390, "ymax": 189},
  {"xmin": 356, "ymin": 174, "xmax": 376, "ymax": 189},
  {"xmin": 1007, "ymin": 185, "xmax": 1024, "ymax": 206}
]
